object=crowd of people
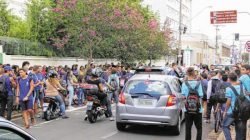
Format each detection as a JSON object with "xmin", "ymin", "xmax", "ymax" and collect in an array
[
  {"xmin": 180, "ymin": 63, "xmax": 250, "ymax": 140},
  {"xmin": 0, "ymin": 61, "xmax": 134, "ymax": 129},
  {"xmin": 0, "ymin": 60, "xmax": 249, "ymax": 140}
]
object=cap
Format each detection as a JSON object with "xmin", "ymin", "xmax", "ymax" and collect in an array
[{"xmin": 4, "ymin": 66, "xmax": 12, "ymax": 71}]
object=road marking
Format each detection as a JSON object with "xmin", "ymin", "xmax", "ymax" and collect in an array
[
  {"xmin": 101, "ymin": 131, "xmax": 118, "ymax": 139},
  {"xmin": 66, "ymin": 106, "xmax": 87, "ymax": 112}
]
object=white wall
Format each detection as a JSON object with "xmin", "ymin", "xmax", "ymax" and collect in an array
[
  {"xmin": 2, "ymin": 54, "xmax": 169, "ymax": 67},
  {"xmin": 3, "ymin": 54, "xmax": 119, "ymax": 67}
]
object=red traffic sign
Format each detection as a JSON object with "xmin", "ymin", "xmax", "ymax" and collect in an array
[
  {"xmin": 210, "ymin": 10, "xmax": 237, "ymax": 24},
  {"xmin": 245, "ymin": 41, "xmax": 250, "ymax": 52}
]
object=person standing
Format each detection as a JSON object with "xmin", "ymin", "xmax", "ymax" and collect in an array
[
  {"xmin": 181, "ymin": 67, "xmax": 204, "ymax": 140},
  {"xmin": 16, "ymin": 69, "xmax": 35, "ymax": 129},
  {"xmin": 0, "ymin": 67, "xmax": 16, "ymax": 121},
  {"xmin": 66, "ymin": 69, "xmax": 78, "ymax": 110},
  {"xmin": 239, "ymin": 64, "xmax": 250, "ymax": 93},
  {"xmin": 108, "ymin": 69, "xmax": 120, "ymax": 104},
  {"xmin": 206, "ymin": 70, "xmax": 222, "ymax": 123},
  {"xmin": 222, "ymin": 72, "xmax": 250, "ymax": 140}
]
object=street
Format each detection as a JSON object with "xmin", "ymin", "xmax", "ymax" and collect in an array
[{"xmin": 12, "ymin": 106, "xmax": 212, "ymax": 140}]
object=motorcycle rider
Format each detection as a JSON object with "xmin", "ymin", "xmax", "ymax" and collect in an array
[
  {"xmin": 45, "ymin": 71, "xmax": 69, "ymax": 119},
  {"xmin": 86, "ymin": 68, "xmax": 108, "ymax": 107}
]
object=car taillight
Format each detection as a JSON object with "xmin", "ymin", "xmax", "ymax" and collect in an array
[
  {"xmin": 166, "ymin": 94, "xmax": 176, "ymax": 106},
  {"xmin": 119, "ymin": 92, "xmax": 125, "ymax": 104}
]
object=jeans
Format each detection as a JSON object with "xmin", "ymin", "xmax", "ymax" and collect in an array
[
  {"xmin": 185, "ymin": 113, "xmax": 202, "ymax": 140},
  {"xmin": 0, "ymin": 95, "xmax": 14, "ymax": 120},
  {"xmin": 77, "ymin": 88, "xmax": 85, "ymax": 105},
  {"xmin": 54, "ymin": 95, "xmax": 66, "ymax": 115},
  {"xmin": 107, "ymin": 92, "xmax": 113, "ymax": 117},
  {"xmin": 235, "ymin": 119, "xmax": 247, "ymax": 140},
  {"xmin": 112, "ymin": 90, "xmax": 119, "ymax": 103},
  {"xmin": 222, "ymin": 114, "xmax": 234, "ymax": 140},
  {"xmin": 67, "ymin": 86, "xmax": 74, "ymax": 107}
]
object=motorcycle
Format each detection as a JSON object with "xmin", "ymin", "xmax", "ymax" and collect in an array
[
  {"xmin": 43, "ymin": 90, "xmax": 67, "ymax": 121},
  {"xmin": 80, "ymin": 83, "xmax": 109, "ymax": 123},
  {"xmin": 43, "ymin": 96, "xmax": 61, "ymax": 121}
]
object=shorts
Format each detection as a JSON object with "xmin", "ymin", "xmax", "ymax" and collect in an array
[
  {"xmin": 20, "ymin": 100, "xmax": 33, "ymax": 111},
  {"xmin": 34, "ymin": 89, "xmax": 44, "ymax": 102}
]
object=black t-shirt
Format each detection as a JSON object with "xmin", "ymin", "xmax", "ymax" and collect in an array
[{"xmin": 86, "ymin": 78, "xmax": 101, "ymax": 94}]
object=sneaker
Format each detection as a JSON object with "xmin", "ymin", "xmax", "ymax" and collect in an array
[
  {"xmin": 109, "ymin": 117, "xmax": 115, "ymax": 121},
  {"xmin": 62, "ymin": 115, "xmax": 69, "ymax": 119}
]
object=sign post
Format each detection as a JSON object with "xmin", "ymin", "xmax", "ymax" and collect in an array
[{"xmin": 210, "ymin": 10, "xmax": 237, "ymax": 24}]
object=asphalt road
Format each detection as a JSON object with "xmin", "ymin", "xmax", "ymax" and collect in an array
[{"xmin": 12, "ymin": 106, "xmax": 213, "ymax": 140}]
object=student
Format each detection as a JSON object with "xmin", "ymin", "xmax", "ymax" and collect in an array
[
  {"xmin": 223, "ymin": 72, "xmax": 250, "ymax": 140},
  {"xmin": 181, "ymin": 67, "xmax": 203, "ymax": 140},
  {"xmin": 239, "ymin": 64, "xmax": 250, "ymax": 92},
  {"xmin": 16, "ymin": 69, "xmax": 35, "ymax": 129}
]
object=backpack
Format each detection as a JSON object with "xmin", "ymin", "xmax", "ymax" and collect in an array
[
  {"xmin": 214, "ymin": 81, "xmax": 227, "ymax": 103},
  {"xmin": 110, "ymin": 78, "xmax": 118, "ymax": 91},
  {"xmin": 185, "ymin": 81, "xmax": 201, "ymax": 114},
  {"xmin": 229, "ymin": 85, "xmax": 250, "ymax": 120},
  {"xmin": 0, "ymin": 76, "xmax": 8, "ymax": 99},
  {"xmin": 210, "ymin": 79, "xmax": 223, "ymax": 104}
]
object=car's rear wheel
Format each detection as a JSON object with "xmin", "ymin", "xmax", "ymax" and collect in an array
[
  {"xmin": 172, "ymin": 117, "xmax": 181, "ymax": 135},
  {"xmin": 116, "ymin": 122, "xmax": 126, "ymax": 131}
]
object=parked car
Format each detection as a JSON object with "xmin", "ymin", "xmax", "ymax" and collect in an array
[
  {"xmin": 116, "ymin": 73, "xmax": 185, "ymax": 135},
  {"xmin": 0, "ymin": 117, "xmax": 36, "ymax": 140}
]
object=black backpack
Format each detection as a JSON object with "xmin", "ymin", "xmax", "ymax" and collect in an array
[
  {"xmin": 210, "ymin": 79, "xmax": 226, "ymax": 104},
  {"xmin": 229, "ymin": 85, "xmax": 250, "ymax": 120},
  {"xmin": 185, "ymin": 81, "xmax": 201, "ymax": 114},
  {"xmin": 0, "ymin": 76, "xmax": 8, "ymax": 99}
]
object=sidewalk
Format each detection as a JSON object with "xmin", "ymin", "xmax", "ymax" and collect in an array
[{"xmin": 217, "ymin": 120, "xmax": 250, "ymax": 140}]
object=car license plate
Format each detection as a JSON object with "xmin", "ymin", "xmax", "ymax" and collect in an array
[
  {"xmin": 43, "ymin": 103, "xmax": 49, "ymax": 111},
  {"xmin": 87, "ymin": 101, "xmax": 93, "ymax": 110},
  {"xmin": 137, "ymin": 99, "xmax": 154, "ymax": 106}
]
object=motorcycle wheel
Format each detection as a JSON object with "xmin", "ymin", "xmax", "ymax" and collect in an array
[
  {"xmin": 87, "ymin": 110, "xmax": 97, "ymax": 123},
  {"xmin": 44, "ymin": 109, "xmax": 51, "ymax": 121}
]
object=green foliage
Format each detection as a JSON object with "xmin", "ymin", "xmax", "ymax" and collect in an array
[{"xmin": 0, "ymin": 0, "xmax": 171, "ymax": 62}]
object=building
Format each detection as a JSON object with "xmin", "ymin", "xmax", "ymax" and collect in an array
[
  {"xmin": 182, "ymin": 33, "xmax": 216, "ymax": 66},
  {"xmin": 142, "ymin": 0, "xmax": 192, "ymax": 40}
]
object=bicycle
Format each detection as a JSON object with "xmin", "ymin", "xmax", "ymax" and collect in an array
[{"xmin": 214, "ymin": 103, "xmax": 223, "ymax": 133}]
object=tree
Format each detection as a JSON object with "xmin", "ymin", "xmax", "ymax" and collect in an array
[
  {"xmin": 0, "ymin": 0, "xmax": 11, "ymax": 36},
  {"xmin": 51, "ymin": 0, "xmax": 171, "ymax": 63}
]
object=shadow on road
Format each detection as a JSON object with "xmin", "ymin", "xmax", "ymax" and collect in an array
[{"xmin": 121, "ymin": 123, "xmax": 185, "ymax": 136}]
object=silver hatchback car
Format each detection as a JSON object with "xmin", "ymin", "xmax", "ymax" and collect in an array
[{"xmin": 116, "ymin": 74, "xmax": 185, "ymax": 135}]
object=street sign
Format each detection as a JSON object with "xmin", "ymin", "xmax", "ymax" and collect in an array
[
  {"xmin": 210, "ymin": 10, "xmax": 237, "ymax": 24},
  {"xmin": 245, "ymin": 41, "xmax": 250, "ymax": 52}
]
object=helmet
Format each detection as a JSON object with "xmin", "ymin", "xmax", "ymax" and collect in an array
[
  {"xmin": 91, "ymin": 67, "xmax": 103, "ymax": 77},
  {"xmin": 48, "ymin": 70, "xmax": 58, "ymax": 78}
]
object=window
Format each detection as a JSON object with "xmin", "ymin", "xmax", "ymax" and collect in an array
[
  {"xmin": 0, "ymin": 128, "xmax": 25, "ymax": 140},
  {"xmin": 125, "ymin": 80, "xmax": 172, "ymax": 96}
]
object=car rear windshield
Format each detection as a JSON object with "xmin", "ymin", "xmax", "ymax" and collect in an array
[{"xmin": 124, "ymin": 80, "xmax": 172, "ymax": 96}]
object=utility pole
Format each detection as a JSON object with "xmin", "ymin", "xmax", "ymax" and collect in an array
[
  {"xmin": 178, "ymin": 0, "xmax": 183, "ymax": 66},
  {"xmin": 215, "ymin": 25, "xmax": 220, "ymax": 64}
]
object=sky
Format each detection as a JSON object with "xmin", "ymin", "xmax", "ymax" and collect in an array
[{"xmin": 192, "ymin": 0, "xmax": 250, "ymax": 47}]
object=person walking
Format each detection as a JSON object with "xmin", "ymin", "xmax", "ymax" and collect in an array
[
  {"xmin": 222, "ymin": 72, "xmax": 250, "ymax": 140},
  {"xmin": 181, "ymin": 67, "xmax": 204, "ymax": 140},
  {"xmin": 16, "ymin": 69, "xmax": 35, "ymax": 129}
]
